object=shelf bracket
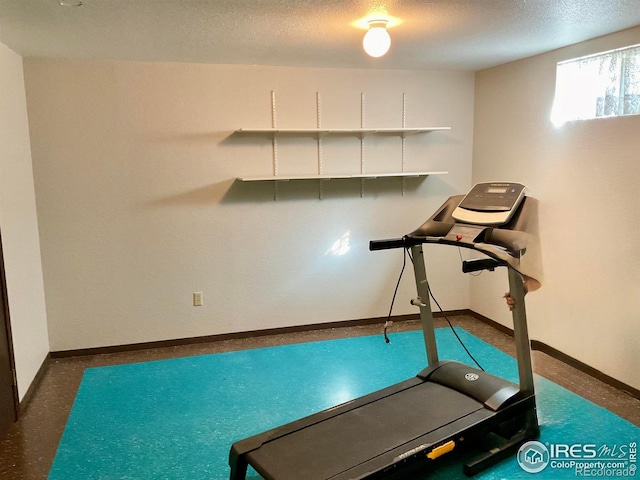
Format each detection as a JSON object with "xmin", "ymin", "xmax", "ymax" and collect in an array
[
  {"xmin": 271, "ymin": 90, "xmax": 279, "ymax": 200},
  {"xmin": 402, "ymin": 93, "xmax": 407, "ymax": 196},
  {"xmin": 317, "ymin": 91, "xmax": 323, "ymax": 200},
  {"xmin": 360, "ymin": 92, "xmax": 365, "ymax": 198}
]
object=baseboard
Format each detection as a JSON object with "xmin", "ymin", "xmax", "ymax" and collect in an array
[
  {"xmin": 49, "ymin": 314, "xmax": 416, "ymax": 358},
  {"xmin": 465, "ymin": 310, "xmax": 515, "ymax": 337},
  {"xmin": 49, "ymin": 311, "xmax": 476, "ymax": 359},
  {"xmin": 18, "ymin": 353, "xmax": 50, "ymax": 416},
  {"xmin": 467, "ymin": 310, "xmax": 640, "ymax": 400},
  {"xmin": 529, "ymin": 340, "xmax": 640, "ymax": 399},
  {"xmin": 48, "ymin": 309, "xmax": 639, "ymax": 401}
]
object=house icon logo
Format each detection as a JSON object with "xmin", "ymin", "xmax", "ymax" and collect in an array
[{"xmin": 517, "ymin": 441, "xmax": 550, "ymax": 473}]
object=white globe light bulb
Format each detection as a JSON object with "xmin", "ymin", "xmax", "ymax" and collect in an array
[{"xmin": 363, "ymin": 21, "xmax": 391, "ymax": 58}]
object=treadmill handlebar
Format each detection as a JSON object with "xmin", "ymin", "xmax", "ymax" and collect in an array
[
  {"xmin": 369, "ymin": 236, "xmax": 428, "ymax": 251},
  {"xmin": 462, "ymin": 258, "xmax": 503, "ymax": 273},
  {"xmin": 369, "ymin": 194, "xmax": 542, "ymax": 286},
  {"xmin": 368, "ymin": 231, "xmax": 521, "ymax": 255},
  {"xmin": 369, "ymin": 237, "xmax": 408, "ymax": 250}
]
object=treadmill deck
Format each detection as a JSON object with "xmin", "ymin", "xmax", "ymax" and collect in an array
[{"xmin": 245, "ymin": 381, "xmax": 493, "ymax": 479}]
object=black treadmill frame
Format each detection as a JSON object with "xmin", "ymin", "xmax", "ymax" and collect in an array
[{"xmin": 229, "ymin": 196, "xmax": 541, "ymax": 480}]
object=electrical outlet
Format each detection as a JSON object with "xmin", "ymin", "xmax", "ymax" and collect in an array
[{"xmin": 193, "ymin": 292, "xmax": 203, "ymax": 306}]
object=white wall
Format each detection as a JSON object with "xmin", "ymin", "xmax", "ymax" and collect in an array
[
  {"xmin": 23, "ymin": 60, "xmax": 474, "ymax": 352},
  {"xmin": 472, "ymin": 27, "xmax": 640, "ymax": 390},
  {"xmin": 0, "ymin": 42, "xmax": 49, "ymax": 400}
]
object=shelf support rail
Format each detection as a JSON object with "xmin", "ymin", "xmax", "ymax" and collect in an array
[
  {"xmin": 402, "ymin": 93, "xmax": 407, "ymax": 196},
  {"xmin": 271, "ymin": 90, "xmax": 279, "ymax": 200},
  {"xmin": 317, "ymin": 91, "xmax": 324, "ymax": 200},
  {"xmin": 360, "ymin": 92, "xmax": 365, "ymax": 198}
]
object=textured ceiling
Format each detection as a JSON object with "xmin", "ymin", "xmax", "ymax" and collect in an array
[{"xmin": 0, "ymin": 0, "xmax": 639, "ymax": 71}]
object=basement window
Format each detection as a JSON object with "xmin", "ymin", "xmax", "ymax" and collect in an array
[{"xmin": 551, "ymin": 43, "xmax": 640, "ymax": 126}]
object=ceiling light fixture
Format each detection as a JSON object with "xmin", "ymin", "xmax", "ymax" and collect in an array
[
  {"xmin": 362, "ymin": 19, "xmax": 391, "ymax": 58},
  {"xmin": 59, "ymin": 1, "xmax": 84, "ymax": 6}
]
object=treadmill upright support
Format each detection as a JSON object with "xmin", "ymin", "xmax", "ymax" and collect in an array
[
  {"xmin": 508, "ymin": 268, "xmax": 535, "ymax": 395},
  {"xmin": 410, "ymin": 244, "xmax": 439, "ymax": 366}
]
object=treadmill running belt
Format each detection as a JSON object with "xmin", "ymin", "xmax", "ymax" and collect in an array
[{"xmin": 246, "ymin": 382, "xmax": 489, "ymax": 479}]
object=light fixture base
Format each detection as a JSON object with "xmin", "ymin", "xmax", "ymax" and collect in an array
[{"xmin": 367, "ymin": 19, "xmax": 389, "ymax": 29}]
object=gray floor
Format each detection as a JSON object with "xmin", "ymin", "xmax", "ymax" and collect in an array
[{"xmin": 0, "ymin": 314, "xmax": 638, "ymax": 479}]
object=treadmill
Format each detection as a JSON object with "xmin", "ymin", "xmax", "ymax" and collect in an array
[{"xmin": 229, "ymin": 182, "xmax": 543, "ymax": 479}]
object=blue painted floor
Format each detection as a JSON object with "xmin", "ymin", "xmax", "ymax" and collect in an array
[{"xmin": 49, "ymin": 328, "xmax": 639, "ymax": 479}]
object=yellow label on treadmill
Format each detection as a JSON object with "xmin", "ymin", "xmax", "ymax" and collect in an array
[{"xmin": 427, "ymin": 440, "xmax": 455, "ymax": 459}]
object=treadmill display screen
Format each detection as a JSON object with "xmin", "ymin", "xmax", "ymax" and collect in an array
[{"xmin": 451, "ymin": 182, "xmax": 527, "ymax": 226}]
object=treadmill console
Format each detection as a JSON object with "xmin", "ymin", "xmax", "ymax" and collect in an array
[{"xmin": 452, "ymin": 182, "xmax": 526, "ymax": 226}]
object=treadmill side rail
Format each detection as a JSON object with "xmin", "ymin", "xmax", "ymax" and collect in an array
[{"xmin": 463, "ymin": 400, "xmax": 540, "ymax": 476}]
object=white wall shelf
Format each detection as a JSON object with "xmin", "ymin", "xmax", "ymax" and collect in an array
[
  {"xmin": 236, "ymin": 92, "xmax": 451, "ymax": 199},
  {"xmin": 238, "ymin": 171, "xmax": 448, "ymax": 182},
  {"xmin": 235, "ymin": 127, "xmax": 451, "ymax": 136}
]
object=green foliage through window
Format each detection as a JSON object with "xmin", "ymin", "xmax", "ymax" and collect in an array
[{"xmin": 551, "ymin": 44, "xmax": 640, "ymax": 126}]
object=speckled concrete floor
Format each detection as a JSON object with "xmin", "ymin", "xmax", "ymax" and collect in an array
[{"xmin": 0, "ymin": 315, "xmax": 638, "ymax": 479}]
